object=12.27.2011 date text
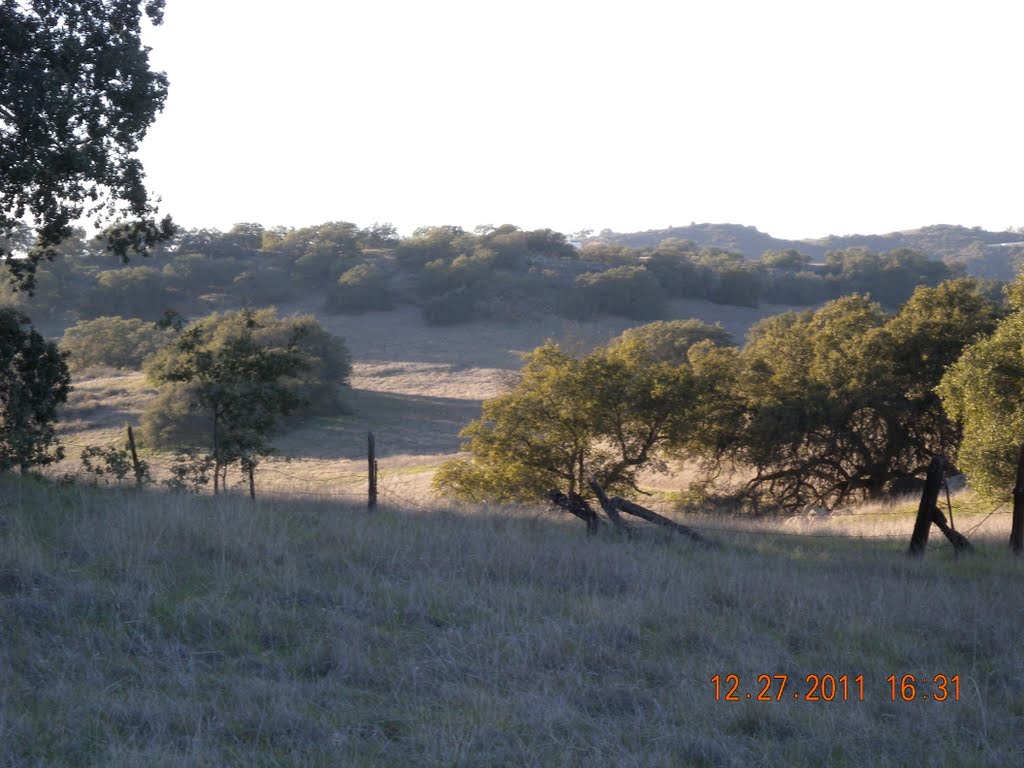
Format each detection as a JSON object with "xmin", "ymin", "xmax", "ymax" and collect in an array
[
  {"xmin": 712, "ymin": 674, "xmax": 961, "ymax": 702},
  {"xmin": 712, "ymin": 674, "xmax": 864, "ymax": 702}
]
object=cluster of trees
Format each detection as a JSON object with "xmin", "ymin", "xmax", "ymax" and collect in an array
[
  {"xmin": 52, "ymin": 307, "xmax": 351, "ymax": 491},
  {"xmin": 139, "ymin": 308, "xmax": 350, "ymax": 493},
  {"xmin": 436, "ymin": 280, "xmax": 1019, "ymax": 510},
  {"xmin": 140, "ymin": 309, "xmax": 351, "ymax": 481},
  {"xmin": 0, "ymin": 213, "xmax": 974, "ymax": 334},
  {"xmin": 3, "ymin": 1, "xmax": 1019, "ymax": 506}
]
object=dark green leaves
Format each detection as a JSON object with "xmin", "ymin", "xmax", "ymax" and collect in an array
[{"xmin": 1, "ymin": 0, "xmax": 171, "ymax": 291}]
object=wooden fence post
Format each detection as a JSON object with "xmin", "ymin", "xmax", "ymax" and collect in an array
[
  {"xmin": 368, "ymin": 432, "xmax": 378, "ymax": 510},
  {"xmin": 1011, "ymin": 444, "xmax": 1024, "ymax": 554},
  {"xmin": 126, "ymin": 425, "xmax": 143, "ymax": 488},
  {"xmin": 908, "ymin": 456, "xmax": 944, "ymax": 557}
]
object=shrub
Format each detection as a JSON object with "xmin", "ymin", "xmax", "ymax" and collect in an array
[
  {"xmin": 60, "ymin": 316, "xmax": 174, "ymax": 371},
  {"xmin": 324, "ymin": 263, "xmax": 393, "ymax": 314},
  {"xmin": 558, "ymin": 266, "xmax": 667, "ymax": 321},
  {"xmin": 77, "ymin": 266, "xmax": 175, "ymax": 321},
  {"xmin": 422, "ymin": 287, "xmax": 478, "ymax": 326},
  {"xmin": 141, "ymin": 308, "xmax": 351, "ymax": 449}
]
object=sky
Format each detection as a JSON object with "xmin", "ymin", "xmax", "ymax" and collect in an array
[{"xmin": 137, "ymin": 0, "xmax": 1024, "ymax": 241}]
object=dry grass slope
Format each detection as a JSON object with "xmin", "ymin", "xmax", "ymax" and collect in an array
[
  {"xmin": 53, "ymin": 298, "xmax": 809, "ymax": 504},
  {"xmin": 1, "ymin": 476, "xmax": 1023, "ymax": 766}
]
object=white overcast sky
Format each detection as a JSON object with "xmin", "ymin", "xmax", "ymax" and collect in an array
[{"xmin": 137, "ymin": 0, "xmax": 1023, "ymax": 240}]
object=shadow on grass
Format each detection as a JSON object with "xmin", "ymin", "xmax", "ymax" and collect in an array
[{"xmin": 276, "ymin": 388, "xmax": 484, "ymax": 460}]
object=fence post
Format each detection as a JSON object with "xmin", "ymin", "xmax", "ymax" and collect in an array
[
  {"xmin": 908, "ymin": 456, "xmax": 944, "ymax": 557},
  {"xmin": 126, "ymin": 425, "xmax": 143, "ymax": 488},
  {"xmin": 368, "ymin": 431, "xmax": 377, "ymax": 510},
  {"xmin": 1011, "ymin": 444, "xmax": 1024, "ymax": 554}
]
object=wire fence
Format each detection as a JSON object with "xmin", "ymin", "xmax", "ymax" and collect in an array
[{"xmin": 50, "ymin": 430, "xmax": 1021, "ymax": 549}]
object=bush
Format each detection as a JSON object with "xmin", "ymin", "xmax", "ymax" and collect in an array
[
  {"xmin": 558, "ymin": 266, "xmax": 667, "ymax": 321},
  {"xmin": 324, "ymin": 263, "xmax": 393, "ymax": 314},
  {"xmin": 610, "ymin": 319, "xmax": 734, "ymax": 364},
  {"xmin": 141, "ymin": 308, "xmax": 352, "ymax": 448},
  {"xmin": 422, "ymin": 287, "xmax": 479, "ymax": 326},
  {"xmin": 77, "ymin": 266, "xmax": 175, "ymax": 321},
  {"xmin": 60, "ymin": 316, "xmax": 174, "ymax": 371}
]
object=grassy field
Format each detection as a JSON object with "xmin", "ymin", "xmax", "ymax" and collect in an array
[
  {"xmin": 23, "ymin": 298, "xmax": 1023, "ymax": 765},
  {"xmin": 1, "ymin": 475, "xmax": 1022, "ymax": 767},
  {"xmin": 52, "ymin": 298, "xmax": 806, "ymax": 505}
]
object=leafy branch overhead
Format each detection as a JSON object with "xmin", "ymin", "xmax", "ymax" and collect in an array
[{"xmin": 0, "ymin": 0, "xmax": 174, "ymax": 291}]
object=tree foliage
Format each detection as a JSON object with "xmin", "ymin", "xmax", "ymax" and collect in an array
[
  {"xmin": 60, "ymin": 315, "xmax": 173, "ymax": 370},
  {"xmin": 77, "ymin": 265, "xmax": 175, "ymax": 321},
  {"xmin": 434, "ymin": 341, "xmax": 703, "ymax": 502},
  {"xmin": 142, "ymin": 309, "xmax": 351, "ymax": 464},
  {"xmin": 694, "ymin": 281, "xmax": 1001, "ymax": 510},
  {"xmin": 938, "ymin": 279, "xmax": 1024, "ymax": 499},
  {"xmin": 609, "ymin": 319, "xmax": 734, "ymax": 365},
  {"xmin": 324, "ymin": 263, "xmax": 393, "ymax": 314},
  {"xmin": 0, "ymin": 308, "xmax": 72, "ymax": 472},
  {"xmin": 142, "ymin": 309, "xmax": 310, "ymax": 490},
  {"xmin": 1, "ymin": 0, "xmax": 174, "ymax": 290},
  {"xmin": 558, "ymin": 266, "xmax": 668, "ymax": 321}
]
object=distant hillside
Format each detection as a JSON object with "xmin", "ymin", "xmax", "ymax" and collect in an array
[
  {"xmin": 595, "ymin": 223, "xmax": 1024, "ymax": 277},
  {"xmin": 809, "ymin": 224, "xmax": 1021, "ymax": 260},
  {"xmin": 595, "ymin": 223, "xmax": 821, "ymax": 259}
]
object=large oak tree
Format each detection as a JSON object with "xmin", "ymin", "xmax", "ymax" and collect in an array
[{"xmin": 1, "ymin": 0, "xmax": 173, "ymax": 291}]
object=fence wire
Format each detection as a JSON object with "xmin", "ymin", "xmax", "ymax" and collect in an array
[{"xmin": 49, "ymin": 432, "xmax": 1024, "ymax": 548}]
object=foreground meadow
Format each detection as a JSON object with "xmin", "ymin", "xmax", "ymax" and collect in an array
[{"xmin": 1, "ymin": 475, "xmax": 1021, "ymax": 767}]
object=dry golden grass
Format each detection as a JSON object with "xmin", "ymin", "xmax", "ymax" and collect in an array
[{"xmin": 53, "ymin": 298, "xmax": 806, "ymax": 507}]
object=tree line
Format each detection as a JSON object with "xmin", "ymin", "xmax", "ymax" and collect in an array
[
  {"xmin": 0, "ymin": 219, "xmax": 981, "ymax": 334},
  {"xmin": 435, "ymin": 278, "xmax": 1024, "ymax": 512}
]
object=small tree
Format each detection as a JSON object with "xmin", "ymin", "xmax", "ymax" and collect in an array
[
  {"xmin": 434, "ymin": 341, "xmax": 699, "ymax": 502},
  {"xmin": 145, "ymin": 309, "xmax": 310, "ymax": 493},
  {"xmin": 0, "ymin": 309, "xmax": 72, "ymax": 472}
]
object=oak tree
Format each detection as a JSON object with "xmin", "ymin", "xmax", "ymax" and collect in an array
[
  {"xmin": 1, "ymin": 0, "xmax": 173, "ymax": 291},
  {"xmin": 0, "ymin": 308, "xmax": 72, "ymax": 472}
]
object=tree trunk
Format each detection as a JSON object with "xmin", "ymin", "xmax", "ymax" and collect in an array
[
  {"xmin": 587, "ymin": 476, "xmax": 627, "ymax": 533},
  {"xmin": 908, "ymin": 456, "xmax": 944, "ymax": 556},
  {"xmin": 1011, "ymin": 444, "xmax": 1024, "ymax": 554}
]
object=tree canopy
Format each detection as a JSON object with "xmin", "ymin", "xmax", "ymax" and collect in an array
[
  {"xmin": 433, "ymin": 340, "xmax": 707, "ymax": 502},
  {"xmin": 692, "ymin": 281, "xmax": 1001, "ymax": 510},
  {"xmin": 1, "ymin": 0, "xmax": 173, "ymax": 290},
  {"xmin": 938, "ymin": 278, "xmax": 1024, "ymax": 499},
  {"xmin": 143, "ymin": 309, "xmax": 313, "ymax": 492},
  {"xmin": 0, "ymin": 308, "xmax": 72, "ymax": 472},
  {"xmin": 142, "ymin": 308, "xmax": 352, "ymax": 458}
]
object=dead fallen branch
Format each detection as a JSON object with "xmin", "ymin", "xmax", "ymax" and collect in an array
[
  {"xmin": 548, "ymin": 478, "xmax": 717, "ymax": 547},
  {"xmin": 548, "ymin": 489, "xmax": 603, "ymax": 535}
]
